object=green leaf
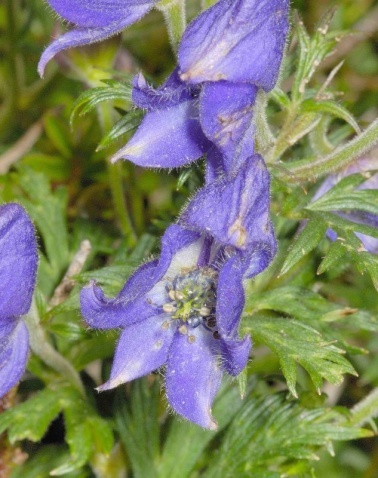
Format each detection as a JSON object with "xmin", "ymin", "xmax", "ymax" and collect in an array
[
  {"xmin": 280, "ymin": 216, "xmax": 327, "ymax": 276},
  {"xmin": 16, "ymin": 166, "xmax": 70, "ymax": 294},
  {"xmin": 96, "ymin": 109, "xmax": 144, "ymax": 151},
  {"xmin": 308, "ymin": 174, "xmax": 378, "ymax": 216},
  {"xmin": 70, "ymin": 334, "xmax": 116, "ymax": 370},
  {"xmin": 176, "ymin": 168, "xmax": 194, "ymax": 190},
  {"xmin": 114, "ymin": 378, "xmax": 160, "ymax": 478},
  {"xmin": 245, "ymin": 286, "xmax": 337, "ymax": 321},
  {"xmin": 87, "ymin": 415, "xmax": 114, "ymax": 455},
  {"xmin": 317, "ymin": 240, "xmax": 349, "ymax": 275},
  {"xmin": 292, "ymin": 10, "xmax": 343, "ymax": 102},
  {"xmin": 126, "ymin": 233, "xmax": 157, "ymax": 263},
  {"xmin": 77, "ymin": 264, "xmax": 135, "ymax": 291},
  {"xmin": 300, "ymin": 99, "xmax": 360, "ymax": 134},
  {"xmin": 361, "ymin": 253, "xmax": 378, "ymax": 291},
  {"xmin": 243, "ymin": 315, "xmax": 357, "ymax": 396},
  {"xmin": 270, "ymin": 87, "xmax": 291, "ymax": 109},
  {"xmin": 203, "ymin": 393, "xmax": 372, "ymax": 477},
  {"xmin": 10, "ymin": 445, "xmax": 90, "ymax": 478},
  {"xmin": 0, "ymin": 387, "xmax": 62, "ymax": 443},
  {"xmin": 0, "ymin": 385, "xmax": 114, "ymax": 476},
  {"xmin": 320, "ymin": 210, "xmax": 378, "ymax": 241},
  {"xmin": 157, "ymin": 381, "xmax": 251, "ymax": 478},
  {"xmin": 52, "ymin": 405, "xmax": 93, "ymax": 476},
  {"xmin": 70, "ymin": 81, "xmax": 132, "ymax": 126},
  {"xmin": 43, "ymin": 114, "xmax": 72, "ymax": 158}
]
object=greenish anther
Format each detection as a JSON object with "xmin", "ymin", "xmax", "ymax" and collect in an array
[{"xmin": 164, "ymin": 268, "xmax": 217, "ymax": 324}]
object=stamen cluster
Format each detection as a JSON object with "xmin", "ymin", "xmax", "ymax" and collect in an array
[{"xmin": 163, "ymin": 268, "xmax": 219, "ymax": 340}]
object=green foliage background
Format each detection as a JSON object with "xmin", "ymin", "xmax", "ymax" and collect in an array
[{"xmin": 0, "ymin": 0, "xmax": 377, "ymax": 477}]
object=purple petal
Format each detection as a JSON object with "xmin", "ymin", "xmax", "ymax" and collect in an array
[
  {"xmin": 200, "ymin": 81, "xmax": 257, "ymax": 170},
  {"xmin": 241, "ymin": 221, "xmax": 277, "ymax": 278},
  {"xmin": 313, "ymin": 157, "xmax": 378, "ymax": 254},
  {"xmin": 216, "ymin": 254, "xmax": 245, "ymax": 336},
  {"xmin": 180, "ymin": 155, "xmax": 274, "ymax": 252},
  {"xmin": 0, "ymin": 318, "xmax": 16, "ymax": 350},
  {"xmin": 313, "ymin": 157, "xmax": 378, "ymax": 201},
  {"xmin": 80, "ymin": 273, "xmax": 157, "ymax": 330},
  {"xmin": 166, "ymin": 329, "xmax": 222, "ymax": 429},
  {"xmin": 327, "ymin": 211, "xmax": 378, "ymax": 255},
  {"xmin": 0, "ymin": 320, "xmax": 29, "ymax": 398},
  {"xmin": 111, "ymin": 99, "xmax": 211, "ymax": 166},
  {"xmin": 132, "ymin": 69, "xmax": 195, "ymax": 111},
  {"xmin": 38, "ymin": 4, "xmax": 153, "ymax": 77},
  {"xmin": 342, "ymin": 157, "xmax": 378, "ymax": 178},
  {"xmin": 98, "ymin": 313, "xmax": 174, "ymax": 390},
  {"xmin": 0, "ymin": 204, "xmax": 38, "ymax": 319},
  {"xmin": 356, "ymin": 232, "xmax": 378, "ymax": 254},
  {"xmin": 81, "ymin": 225, "xmax": 201, "ymax": 329},
  {"xmin": 220, "ymin": 334, "xmax": 251, "ymax": 376},
  {"xmin": 46, "ymin": 0, "xmax": 155, "ymax": 27},
  {"xmin": 205, "ymin": 147, "xmax": 226, "ymax": 182},
  {"xmin": 179, "ymin": 0, "xmax": 290, "ymax": 91}
]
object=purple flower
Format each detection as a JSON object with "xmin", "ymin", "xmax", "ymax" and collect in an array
[
  {"xmin": 38, "ymin": 0, "xmax": 158, "ymax": 76},
  {"xmin": 0, "ymin": 204, "xmax": 38, "ymax": 398},
  {"xmin": 313, "ymin": 157, "xmax": 378, "ymax": 253},
  {"xmin": 80, "ymin": 154, "xmax": 275, "ymax": 428},
  {"xmin": 112, "ymin": 70, "xmax": 257, "ymax": 175},
  {"xmin": 179, "ymin": 0, "xmax": 290, "ymax": 90},
  {"xmin": 111, "ymin": 0, "xmax": 289, "ymax": 171}
]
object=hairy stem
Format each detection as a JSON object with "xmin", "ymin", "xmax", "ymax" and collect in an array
[
  {"xmin": 98, "ymin": 104, "xmax": 137, "ymax": 245},
  {"xmin": 349, "ymin": 387, "xmax": 378, "ymax": 428},
  {"xmin": 286, "ymin": 118, "xmax": 378, "ymax": 182},
  {"xmin": 157, "ymin": 0, "xmax": 186, "ymax": 52},
  {"xmin": 24, "ymin": 299, "xmax": 85, "ymax": 397}
]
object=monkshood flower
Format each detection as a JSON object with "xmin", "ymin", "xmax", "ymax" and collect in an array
[
  {"xmin": 0, "ymin": 204, "xmax": 38, "ymax": 398},
  {"xmin": 313, "ymin": 157, "xmax": 378, "ymax": 253},
  {"xmin": 38, "ymin": 0, "xmax": 158, "ymax": 76},
  {"xmin": 113, "ymin": 69, "xmax": 258, "ymax": 178},
  {"xmin": 81, "ymin": 154, "xmax": 276, "ymax": 428},
  {"xmin": 112, "ymin": 0, "xmax": 290, "ymax": 174}
]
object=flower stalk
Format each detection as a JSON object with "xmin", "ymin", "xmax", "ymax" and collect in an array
[
  {"xmin": 24, "ymin": 298, "xmax": 85, "ymax": 397},
  {"xmin": 286, "ymin": 118, "xmax": 378, "ymax": 181},
  {"xmin": 349, "ymin": 387, "xmax": 378, "ymax": 429},
  {"xmin": 156, "ymin": 0, "xmax": 186, "ymax": 52},
  {"xmin": 98, "ymin": 103, "xmax": 137, "ymax": 246}
]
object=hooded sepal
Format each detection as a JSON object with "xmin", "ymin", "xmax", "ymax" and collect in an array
[
  {"xmin": 200, "ymin": 81, "xmax": 257, "ymax": 171},
  {"xmin": 179, "ymin": 0, "xmax": 290, "ymax": 91},
  {"xmin": 0, "ymin": 203, "xmax": 38, "ymax": 320}
]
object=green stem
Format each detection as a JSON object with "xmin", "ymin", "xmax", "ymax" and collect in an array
[
  {"xmin": 157, "ymin": 0, "xmax": 186, "ymax": 52},
  {"xmin": 98, "ymin": 104, "xmax": 137, "ymax": 245},
  {"xmin": 287, "ymin": 118, "xmax": 378, "ymax": 182},
  {"xmin": 1, "ymin": 0, "xmax": 22, "ymax": 136},
  {"xmin": 24, "ymin": 299, "xmax": 85, "ymax": 397},
  {"xmin": 349, "ymin": 387, "xmax": 378, "ymax": 428}
]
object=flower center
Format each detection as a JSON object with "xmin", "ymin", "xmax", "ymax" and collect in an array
[{"xmin": 162, "ymin": 267, "xmax": 218, "ymax": 335}]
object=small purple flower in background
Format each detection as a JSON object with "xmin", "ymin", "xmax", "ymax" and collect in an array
[
  {"xmin": 0, "ymin": 204, "xmax": 38, "ymax": 398},
  {"xmin": 80, "ymin": 155, "xmax": 276, "ymax": 428},
  {"xmin": 313, "ymin": 157, "xmax": 378, "ymax": 253},
  {"xmin": 111, "ymin": 0, "xmax": 289, "ymax": 171},
  {"xmin": 38, "ymin": 0, "xmax": 158, "ymax": 76}
]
